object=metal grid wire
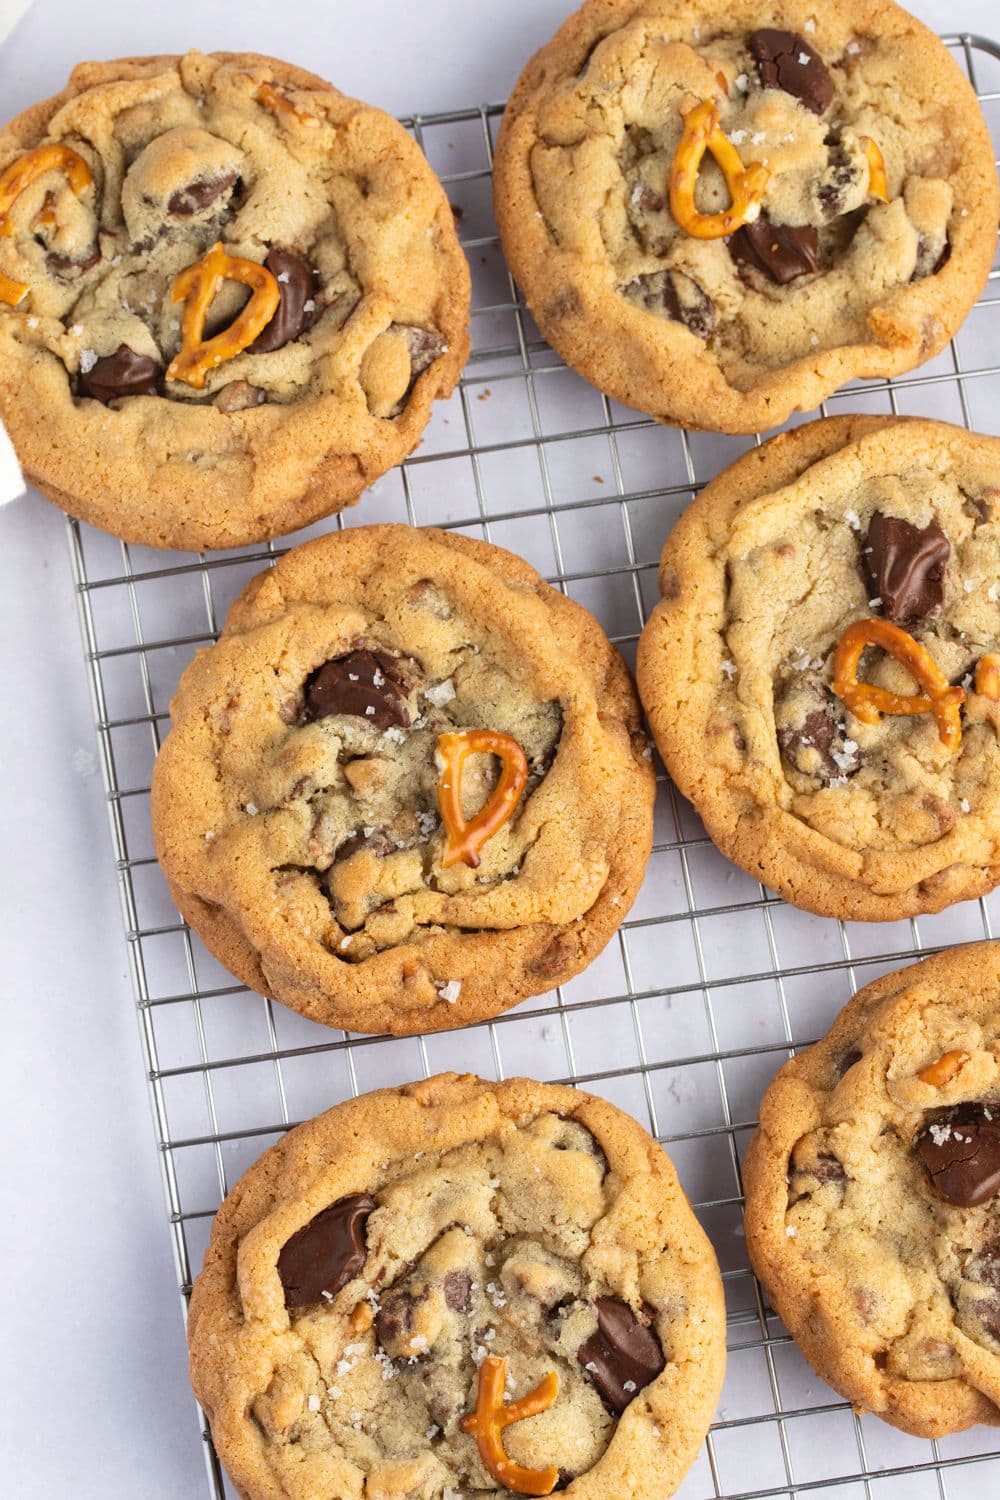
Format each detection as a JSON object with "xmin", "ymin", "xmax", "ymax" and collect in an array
[{"xmin": 64, "ymin": 35, "xmax": 1000, "ymax": 1500}]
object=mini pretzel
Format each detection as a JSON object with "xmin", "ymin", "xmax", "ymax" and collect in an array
[
  {"xmin": 0, "ymin": 268, "xmax": 28, "ymax": 306},
  {"xmin": 860, "ymin": 137, "xmax": 889, "ymax": 202},
  {"xmin": 917, "ymin": 1049, "xmax": 969, "ymax": 1087},
  {"xmin": 460, "ymin": 1355, "xmax": 559, "ymax": 1497},
  {"xmin": 437, "ymin": 729, "xmax": 529, "ymax": 869},
  {"xmin": 669, "ymin": 100, "xmax": 770, "ymax": 239},
  {"xmin": 832, "ymin": 617, "xmax": 966, "ymax": 753},
  {"xmin": 0, "ymin": 143, "xmax": 93, "ymax": 235},
  {"xmin": 976, "ymin": 653, "xmax": 1000, "ymax": 700},
  {"xmin": 166, "ymin": 241, "xmax": 281, "ymax": 389}
]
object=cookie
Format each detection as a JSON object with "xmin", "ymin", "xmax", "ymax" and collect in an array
[
  {"xmin": 0, "ymin": 52, "xmax": 469, "ymax": 549},
  {"xmin": 636, "ymin": 415, "xmax": 1000, "ymax": 920},
  {"xmin": 744, "ymin": 943, "xmax": 1000, "ymax": 1437},
  {"xmin": 150, "ymin": 524, "xmax": 654, "ymax": 1034},
  {"xmin": 188, "ymin": 1072, "xmax": 726, "ymax": 1500},
  {"xmin": 493, "ymin": 1, "xmax": 998, "ymax": 434}
]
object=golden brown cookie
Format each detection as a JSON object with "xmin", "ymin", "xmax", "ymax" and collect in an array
[
  {"xmin": 744, "ymin": 943, "xmax": 1000, "ymax": 1437},
  {"xmin": 0, "ymin": 52, "xmax": 469, "ymax": 549},
  {"xmin": 188, "ymin": 1072, "xmax": 726, "ymax": 1500},
  {"xmin": 151, "ymin": 524, "xmax": 654, "ymax": 1034},
  {"xmin": 636, "ymin": 415, "xmax": 1000, "ymax": 920},
  {"xmin": 493, "ymin": 1, "xmax": 998, "ymax": 433}
]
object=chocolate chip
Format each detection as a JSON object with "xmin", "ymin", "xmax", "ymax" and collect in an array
[
  {"xmin": 443, "ymin": 1270, "xmax": 472, "ymax": 1311},
  {"xmin": 964, "ymin": 1243, "xmax": 1000, "ymax": 1342},
  {"xmin": 78, "ymin": 344, "xmax": 161, "ymax": 404},
  {"xmin": 278, "ymin": 1193, "xmax": 376, "ymax": 1308},
  {"xmin": 730, "ymin": 214, "xmax": 819, "ymax": 285},
  {"xmin": 304, "ymin": 650, "xmax": 412, "ymax": 730},
  {"xmin": 621, "ymin": 270, "xmax": 715, "ymax": 340},
  {"xmin": 46, "ymin": 244, "xmax": 101, "ymax": 276},
  {"xmin": 576, "ymin": 1297, "xmax": 664, "ymax": 1413},
  {"xmin": 749, "ymin": 29, "xmax": 834, "ymax": 114},
  {"xmin": 167, "ymin": 171, "xmax": 238, "ymax": 216},
  {"xmin": 250, "ymin": 248, "xmax": 316, "ymax": 353},
  {"xmin": 914, "ymin": 1104, "xmax": 1000, "ymax": 1206},
  {"xmin": 775, "ymin": 680, "xmax": 859, "ymax": 782},
  {"xmin": 863, "ymin": 511, "xmax": 950, "ymax": 626}
]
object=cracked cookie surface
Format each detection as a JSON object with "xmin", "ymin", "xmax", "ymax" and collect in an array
[
  {"xmin": 188, "ymin": 1073, "xmax": 726, "ymax": 1500},
  {"xmin": 744, "ymin": 943, "xmax": 1000, "ymax": 1437},
  {"xmin": 151, "ymin": 525, "xmax": 654, "ymax": 1034},
  {"xmin": 493, "ymin": 0, "xmax": 997, "ymax": 433},
  {"xmin": 0, "ymin": 51, "xmax": 469, "ymax": 549},
  {"xmin": 636, "ymin": 416, "xmax": 1000, "ymax": 920}
]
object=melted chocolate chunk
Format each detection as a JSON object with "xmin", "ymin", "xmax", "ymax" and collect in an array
[
  {"xmin": 730, "ymin": 214, "xmax": 819, "ymax": 285},
  {"xmin": 398, "ymin": 324, "xmax": 447, "ymax": 377},
  {"xmin": 749, "ymin": 28, "xmax": 834, "ymax": 114},
  {"xmin": 816, "ymin": 144, "xmax": 862, "ymax": 219},
  {"xmin": 621, "ymin": 270, "xmax": 715, "ymax": 340},
  {"xmin": 863, "ymin": 511, "xmax": 950, "ymax": 626},
  {"xmin": 304, "ymin": 649, "xmax": 412, "ymax": 730},
  {"xmin": 375, "ymin": 1285, "xmax": 420, "ymax": 1351},
  {"xmin": 837, "ymin": 1048, "xmax": 863, "ymax": 1078},
  {"xmin": 334, "ymin": 828, "xmax": 395, "ymax": 863},
  {"xmin": 576, "ymin": 1297, "xmax": 665, "ymax": 1413},
  {"xmin": 46, "ymin": 244, "xmax": 101, "ymax": 276},
  {"xmin": 965, "ymin": 1243, "xmax": 1000, "ymax": 1342},
  {"xmin": 913, "ymin": 236, "xmax": 951, "ymax": 281},
  {"xmin": 914, "ymin": 1104, "xmax": 1000, "ymax": 1206},
  {"xmin": 250, "ymin": 247, "xmax": 316, "ymax": 353},
  {"xmin": 443, "ymin": 1270, "xmax": 472, "ymax": 1311},
  {"xmin": 278, "ymin": 1193, "xmax": 376, "ymax": 1308},
  {"xmin": 775, "ymin": 680, "xmax": 860, "ymax": 782},
  {"xmin": 805, "ymin": 1153, "xmax": 847, "ymax": 1183},
  {"xmin": 167, "ymin": 171, "xmax": 238, "ymax": 216},
  {"xmin": 78, "ymin": 344, "xmax": 161, "ymax": 404}
]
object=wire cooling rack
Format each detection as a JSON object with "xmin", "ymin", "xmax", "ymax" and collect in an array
[{"xmin": 66, "ymin": 35, "xmax": 1000, "ymax": 1500}]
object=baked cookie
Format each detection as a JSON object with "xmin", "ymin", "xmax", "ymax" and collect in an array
[
  {"xmin": 188, "ymin": 1072, "xmax": 726, "ymax": 1500},
  {"xmin": 744, "ymin": 943, "xmax": 1000, "ymax": 1437},
  {"xmin": 151, "ymin": 525, "xmax": 654, "ymax": 1034},
  {"xmin": 0, "ymin": 52, "xmax": 469, "ymax": 549},
  {"xmin": 493, "ymin": 1, "xmax": 998, "ymax": 434},
  {"xmin": 636, "ymin": 416, "xmax": 1000, "ymax": 920}
]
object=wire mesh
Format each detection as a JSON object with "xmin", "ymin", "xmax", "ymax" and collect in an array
[{"xmin": 65, "ymin": 35, "xmax": 1000, "ymax": 1500}]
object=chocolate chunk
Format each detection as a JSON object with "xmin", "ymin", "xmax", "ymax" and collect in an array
[
  {"xmin": 167, "ymin": 171, "xmax": 238, "ymax": 216},
  {"xmin": 334, "ymin": 828, "xmax": 395, "ymax": 863},
  {"xmin": 863, "ymin": 511, "xmax": 950, "ymax": 626},
  {"xmin": 576, "ymin": 1297, "xmax": 665, "ymax": 1413},
  {"xmin": 304, "ymin": 649, "xmax": 412, "ymax": 730},
  {"xmin": 914, "ymin": 1104, "xmax": 1000, "ymax": 1206},
  {"xmin": 730, "ymin": 214, "xmax": 819, "ymax": 285},
  {"xmin": 621, "ymin": 270, "xmax": 715, "ymax": 340},
  {"xmin": 913, "ymin": 236, "xmax": 951, "ymax": 281},
  {"xmin": 802, "ymin": 1153, "xmax": 847, "ymax": 1183},
  {"xmin": 78, "ymin": 344, "xmax": 161, "ymax": 403},
  {"xmin": 398, "ymin": 324, "xmax": 447, "ymax": 377},
  {"xmin": 250, "ymin": 247, "xmax": 316, "ymax": 354},
  {"xmin": 46, "ymin": 244, "xmax": 101, "ymax": 276},
  {"xmin": 837, "ymin": 1049, "xmax": 863, "ymax": 1077},
  {"xmin": 775, "ymin": 680, "xmax": 859, "ymax": 781},
  {"xmin": 965, "ymin": 1243, "xmax": 1000, "ymax": 1342},
  {"xmin": 749, "ymin": 29, "xmax": 834, "ymax": 114},
  {"xmin": 278, "ymin": 1193, "xmax": 376, "ymax": 1308},
  {"xmin": 443, "ymin": 1270, "xmax": 472, "ymax": 1311},
  {"xmin": 816, "ymin": 145, "xmax": 862, "ymax": 219}
]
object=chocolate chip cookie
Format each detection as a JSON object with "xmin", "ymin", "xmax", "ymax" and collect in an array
[
  {"xmin": 0, "ymin": 52, "xmax": 469, "ymax": 549},
  {"xmin": 744, "ymin": 943, "xmax": 1000, "ymax": 1437},
  {"xmin": 188, "ymin": 1073, "xmax": 726, "ymax": 1499},
  {"xmin": 636, "ymin": 415, "xmax": 1000, "ymax": 920},
  {"xmin": 150, "ymin": 525, "xmax": 654, "ymax": 1034},
  {"xmin": 493, "ymin": 1, "xmax": 998, "ymax": 433}
]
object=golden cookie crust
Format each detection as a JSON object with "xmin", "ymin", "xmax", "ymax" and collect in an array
[
  {"xmin": 151, "ymin": 525, "xmax": 654, "ymax": 1034},
  {"xmin": 636, "ymin": 416, "xmax": 1000, "ymax": 920},
  {"xmin": 493, "ymin": 0, "xmax": 998, "ymax": 434},
  {"xmin": 744, "ymin": 943, "xmax": 1000, "ymax": 1437},
  {"xmin": 188, "ymin": 1072, "xmax": 727, "ymax": 1500},
  {"xmin": 0, "ymin": 52, "xmax": 470, "ymax": 549}
]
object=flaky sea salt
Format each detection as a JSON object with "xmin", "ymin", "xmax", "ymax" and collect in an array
[
  {"xmin": 786, "ymin": 1225, "xmax": 798, "ymax": 1237},
  {"xmin": 960, "ymin": 799, "xmax": 971, "ymax": 813},
  {"xmin": 79, "ymin": 348, "xmax": 98, "ymax": 373},
  {"xmin": 436, "ymin": 979, "xmax": 462, "ymax": 1003},
  {"xmin": 383, "ymin": 725, "xmax": 406, "ymax": 744},
  {"xmin": 426, "ymin": 678, "xmax": 457, "ymax": 707},
  {"xmin": 720, "ymin": 659, "xmax": 738, "ymax": 679},
  {"xmin": 245, "ymin": 801, "xmax": 259, "ymax": 816},
  {"xmin": 844, "ymin": 508, "xmax": 861, "ymax": 531},
  {"xmin": 734, "ymin": 72, "xmax": 749, "ymax": 92},
  {"xmin": 307, "ymin": 1394, "xmax": 321, "ymax": 1412}
]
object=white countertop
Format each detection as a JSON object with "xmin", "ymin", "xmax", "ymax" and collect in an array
[{"xmin": 1, "ymin": 1, "xmax": 996, "ymax": 1494}]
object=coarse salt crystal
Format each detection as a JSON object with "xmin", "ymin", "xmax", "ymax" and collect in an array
[
  {"xmin": 721, "ymin": 659, "xmax": 738, "ymax": 678},
  {"xmin": 303, "ymin": 298, "xmax": 316, "ymax": 312},
  {"xmin": 786, "ymin": 1225, "xmax": 798, "ymax": 1237},
  {"xmin": 245, "ymin": 801, "xmax": 259, "ymax": 816},
  {"xmin": 364, "ymin": 704, "xmax": 376, "ymax": 716},
  {"xmin": 960, "ymin": 798, "xmax": 971, "ymax": 813},
  {"xmin": 425, "ymin": 678, "xmax": 457, "ymax": 706},
  {"xmin": 70, "ymin": 322, "xmax": 83, "ymax": 335},
  {"xmin": 730, "ymin": 128, "xmax": 748, "ymax": 145},
  {"xmin": 964, "ymin": 579, "xmax": 976, "ymax": 593},
  {"xmin": 383, "ymin": 725, "xmax": 406, "ymax": 744},
  {"xmin": 307, "ymin": 1394, "xmax": 321, "ymax": 1412},
  {"xmin": 79, "ymin": 348, "xmax": 98, "ymax": 373},
  {"xmin": 844, "ymin": 508, "xmax": 861, "ymax": 531},
  {"xmin": 204, "ymin": 829, "xmax": 216, "ymax": 842},
  {"xmin": 26, "ymin": 316, "xmax": 38, "ymax": 328},
  {"xmin": 988, "ymin": 583, "xmax": 999, "ymax": 603},
  {"xmin": 327, "ymin": 1384, "xmax": 342, "ymax": 1398},
  {"xmin": 734, "ymin": 72, "xmax": 749, "ymax": 92},
  {"xmin": 623, "ymin": 1379, "xmax": 637, "ymax": 1392},
  {"xmin": 847, "ymin": 41, "xmax": 861, "ymax": 54},
  {"xmin": 804, "ymin": 17, "xmax": 816, "ymax": 31},
  {"xmin": 868, "ymin": 597, "xmax": 882, "ymax": 608},
  {"xmin": 277, "ymin": 271, "xmax": 291, "ymax": 283},
  {"xmin": 798, "ymin": 52, "xmax": 811, "ymax": 64},
  {"xmin": 321, "ymin": 1289, "xmax": 334, "ymax": 1301},
  {"xmin": 437, "ymin": 978, "xmax": 462, "ymax": 1003},
  {"xmin": 585, "ymin": 1361, "xmax": 599, "ymax": 1373}
]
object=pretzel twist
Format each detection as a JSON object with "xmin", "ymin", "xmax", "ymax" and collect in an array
[
  {"xmin": 860, "ymin": 136, "xmax": 889, "ymax": 202},
  {"xmin": 832, "ymin": 617, "xmax": 966, "ymax": 753},
  {"xmin": 976, "ymin": 653, "xmax": 1000, "ymax": 700},
  {"xmin": 166, "ymin": 241, "xmax": 281, "ymax": 389},
  {"xmin": 0, "ymin": 143, "xmax": 93, "ymax": 236},
  {"xmin": 460, "ymin": 1356, "xmax": 559, "ymax": 1496},
  {"xmin": 436, "ymin": 729, "xmax": 529, "ymax": 869},
  {"xmin": 669, "ymin": 100, "xmax": 770, "ymax": 239}
]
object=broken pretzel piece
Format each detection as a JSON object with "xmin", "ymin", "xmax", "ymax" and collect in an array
[
  {"xmin": 669, "ymin": 100, "xmax": 770, "ymax": 240},
  {"xmin": 166, "ymin": 241, "xmax": 281, "ymax": 389},
  {"xmin": 460, "ymin": 1355, "xmax": 559, "ymax": 1496},
  {"xmin": 0, "ymin": 142, "xmax": 93, "ymax": 235},
  {"xmin": 832, "ymin": 617, "xmax": 965, "ymax": 753},
  {"xmin": 437, "ymin": 728, "xmax": 529, "ymax": 869}
]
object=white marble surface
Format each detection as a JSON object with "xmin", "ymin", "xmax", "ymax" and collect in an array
[{"xmin": 0, "ymin": 2, "xmax": 996, "ymax": 1495}]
